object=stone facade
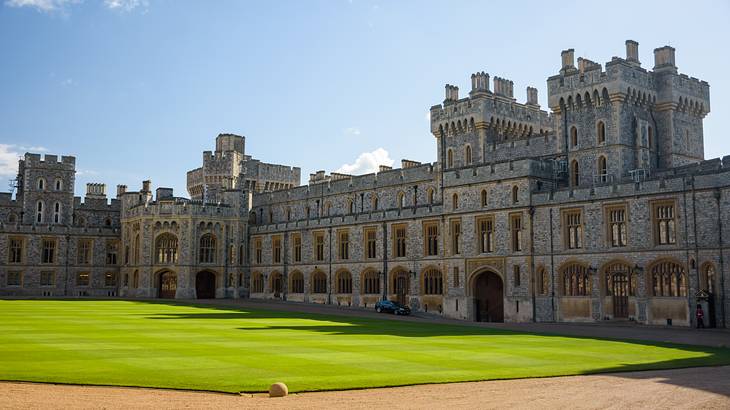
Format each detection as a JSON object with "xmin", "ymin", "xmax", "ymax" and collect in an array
[{"xmin": 1, "ymin": 40, "xmax": 727, "ymax": 328}]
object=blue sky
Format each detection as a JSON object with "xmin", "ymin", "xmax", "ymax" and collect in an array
[{"xmin": 1, "ymin": 0, "xmax": 729, "ymax": 197}]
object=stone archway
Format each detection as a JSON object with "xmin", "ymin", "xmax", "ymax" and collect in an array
[
  {"xmin": 472, "ymin": 270, "xmax": 504, "ymax": 322},
  {"xmin": 158, "ymin": 270, "xmax": 177, "ymax": 299},
  {"xmin": 196, "ymin": 271, "xmax": 216, "ymax": 299}
]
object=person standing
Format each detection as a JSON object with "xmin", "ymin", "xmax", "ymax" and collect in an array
[{"xmin": 696, "ymin": 304, "xmax": 705, "ymax": 329}]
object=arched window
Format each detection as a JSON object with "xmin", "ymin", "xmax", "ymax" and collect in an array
[
  {"xmin": 286, "ymin": 207, "xmax": 291, "ymax": 221},
  {"xmin": 598, "ymin": 156, "xmax": 607, "ymax": 181},
  {"xmin": 650, "ymin": 260, "xmax": 687, "ymax": 297},
  {"xmin": 252, "ymin": 272, "xmax": 264, "ymax": 293},
  {"xmin": 427, "ymin": 188, "xmax": 434, "ymax": 205},
  {"xmin": 348, "ymin": 200, "xmax": 354, "ymax": 214},
  {"xmin": 562, "ymin": 263, "xmax": 590, "ymax": 296},
  {"xmin": 311, "ymin": 271, "xmax": 327, "ymax": 294},
  {"xmin": 571, "ymin": 160, "xmax": 579, "ymax": 186},
  {"xmin": 397, "ymin": 192, "xmax": 405, "ymax": 209},
  {"xmin": 199, "ymin": 233, "xmax": 216, "ymax": 263},
  {"xmin": 422, "ymin": 268, "xmax": 443, "ymax": 295},
  {"xmin": 155, "ymin": 233, "xmax": 178, "ymax": 264},
  {"xmin": 324, "ymin": 202, "xmax": 332, "ymax": 216},
  {"xmin": 36, "ymin": 201, "xmax": 44, "ymax": 223},
  {"xmin": 290, "ymin": 271, "xmax": 304, "ymax": 293},
  {"xmin": 53, "ymin": 202, "xmax": 61, "ymax": 224},
  {"xmin": 133, "ymin": 234, "xmax": 140, "ymax": 264},
  {"xmin": 447, "ymin": 149, "xmax": 453, "ymax": 168},
  {"xmin": 372, "ymin": 194, "xmax": 378, "ymax": 211},
  {"xmin": 362, "ymin": 270, "xmax": 380, "ymax": 294},
  {"xmin": 54, "ymin": 179, "xmax": 63, "ymax": 191},
  {"xmin": 37, "ymin": 178, "xmax": 45, "ymax": 191},
  {"xmin": 701, "ymin": 264, "xmax": 717, "ymax": 294},
  {"xmin": 570, "ymin": 126, "xmax": 578, "ymax": 148},
  {"xmin": 452, "ymin": 193, "xmax": 458, "ymax": 209},
  {"xmin": 132, "ymin": 270, "xmax": 139, "ymax": 288},
  {"xmin": 537, "ymin": 267, "xmax": 549, "ymax": 296},
  {"xmin": 337, "ymin": 270, "xmax": 352, "ymax": 294},
  {"xmin": 465, "ymin": 145, "xmax": 472, "ymax": 165},
  {"xmin": 597, "ymin": 121, "xmax": 606, "ymax": 144},
  {"xmin": 480, "ymin": 189, "xmax": 488, "ymax": 207},
  {"xmin": 512, "ymin": 186, "xmax": 519, "ymax": 203},
  {"xmin": 648, "ymin": 126, "xmax": 653, "ymax": 148},
  {"xmin": 604, "ymin": 262, "xmax": 633, "ymax": 297}
]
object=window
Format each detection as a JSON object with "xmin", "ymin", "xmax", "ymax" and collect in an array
[
  {"xmin": 701, "ymin": 264, "xmax": 717, "ymax": 294},
  {"xmin": 8, "ymin": 238, "xmax": 22, "ymax": 264},
  {"xmin": 362, "ymin": 270, "xmax": 380, "ymax": 294},
  {"xmin": 477, "ymin": 216, "xmax": 495, "ymax": 253},
  {"xmin": 77, "ymin": 239, "xmax": 92, "ymax": 265},
  {"xmin": 337, "ymin": 271, "xmax": 352, "ymax": 294},
  {"xmin": 254, "ymin": 238, "xmax": 263, "ymax": 264},
  {"xmin": 597, "ymin": 121, "xmax": 606, "ymax": 144},
  {"xmin": 36, "ymin": 201, "xmax": 44, "ymax": 223},
  {"xmin": 37, "ymin": 178, "xmax": 45, "ymax": 191},
  {"xmin": 537, "ymin": 267, "xmax": 549, "ymax": 295},
  {"xmin": 597, "ymin": 156, "xmax": 608, "ymax": 182},
  {"xmin": 397, "ymin": 192, "xmax": 405, "ymax": 209},
  {"xmin": 424, "ymin": 222, "xmax": 438, "ymax": 256},
  {"xmin": 238, "ymin": 244, "xmax": 244, "ymax": 265},
  {"xmin": 453, "ymin": 266, "xmax": 460, "ymax": 288},
  {"xmin": 570, "ymin": 126, "xmax": 578, "ymax": 147},
  {"xmin": 286, "ymin": 207, "xmax": 291, "ymax": 221},
  {"xmin": 338, "ymin": 231, "xmax": 349, "ymax": 260},
  {"xmin": 76, "ymin": 272, "xmax": 90, "ymax": 287},
  {"xmin": 40, "ymin": 271, "xmax": 54, "ymax": 286},
  {"xmin": 480, "ymin": 189, "xmax": 488, "ymax": 207},
  {"xmin": 654, "ymin": 202, "xmax": 677, "ymax": 245},
  {"xmin": 512, "ymin": 186, "xmax": 519, "ymax": 203},
  {"xmin": 324, "ymin": 202, "xmax": 332, "ymax": 216},
  {"xmin": 106, "ymin": 241, "xmax": 119, "ymax": 265},
  {"xmin": 422, "ymin": 269, "xmax": 443, "ymax": 295},
  {"xmin": 427, "ymin": 188, "xmax": 434, "ymax": 205},
  {"xmin": 513, "ymin": 265, "xmax": 521, "ymax": 287},
  {"xmin": 53, "ymin": 202, "xmax": 61, "ymax": 224},
  {"xmin": 314, "ymin": 233, "xmax": 325, "ymax": 261},
  {"xmin": 571, "ymin": 160, "xmax": 579, "ymax": 186},
  {"xmin": 54, "ymin": 179, "xmax": 62, "ymax": 191},
  {"xmin": 604, "ymin": 263, "xmax": 633, "ymax": 296},
  {"xmin": 42, "ymin": 239, "xmax": 56, "ymax": 264},
  {"xmin": 132, "ymin": 270, "xmax": 139, "ymax": 288},
  {"xmin": 450, "ymin": 219, "xmax": 461, "ymax": 255},
  {"xmin": 648, "ymin": 126, "xmax": 653, "ymax": 148},
  {"xmin": 452, "ymin": 193, "xmax": 458, "ymax": 210},
  {"xmin": 252, "ymin": 273, "xmax": 264, "ymax": 293},
  {"xmin": 290, "ymin": 271, "xmax": 304, "ymax": 293},
  {"xmin": 651, "ymin": 261, "xmax": 687, "ymax": 297},
  {"xmin": 465, "ymin": 145, "xmax": 472, "ymax": 165},
  {"xmin": 272, "ymin": 236, "xmax": 282, "ymax": 263},
  {"xmin": 293, "ymin": 234, "xmax": 302, "ymax": 262},
  {"xmin": 312, "ymin": 271, "xmax": 327, "ymax": 294},
  {"xmin": 199, "ymin": 234, "xmax": 216, "ymax": 263},
  {"xmin": 365, "ymin": 228, "xmax": 377, "ymax": 259},
  {"xmin": 607, "ymin": 206, "xmax": 627, "ymax": 247},
  {"xmin": 562, "ymin": 264, "xmax": 590, "ymax": 296},
  {"xmin": 7, "ymin": 271, "xmax": 21, "ymax": 286},
  {"xmin": 348, "ymin": 200, "xmax": 354, "ymax": 214},
  {"xmin": 447, "ymin": 149, "xmax": 453, "ymax": 168},
  {"xmin": 511, "ymin": 214, "xmax": 523, "ymax": 252},
  {"xmin": 394, "ymin": 225, "xmax": 407, "ymax": 258},
  {"xmin": 564, "ymin": 210, "xmax": 583, "ymax": 249},
  {"xmin": 133, "ymin": 234, "xmax": 140, "ymax": 264},
  {"xmin": 104, "ymin": 272, "xmax": 117, "ymax": 287},
  {"xmin": 155, "ymin": 233, "xmax": 178, "ymax": 264},
  {"xmin": 371, "ymin": 194, "xmax": 379, "ymax": 211}
]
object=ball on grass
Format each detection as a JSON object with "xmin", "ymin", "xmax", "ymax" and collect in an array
[{"xmin": 269, "ymin": 382, "xmax": 288, "ymax": 397}]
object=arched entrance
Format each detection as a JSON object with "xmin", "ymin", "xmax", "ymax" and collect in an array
[
  {"xmin": 271, "ymin": 272, "xmax": 283, "ymax": 298},
  {"xmin": 159, "ymin": 271, "xmax": 177, "ymax": 299},
  {"xmin": 196, "ymin": 271, "xmax": 216, "ymax": 299},
  {"xmin": 473, "ymin": 271, "xmax": 504, "ymax": 322},
  {"xmin": 393, "ymin": 271, "xmax": 409, "ymax": 305}
]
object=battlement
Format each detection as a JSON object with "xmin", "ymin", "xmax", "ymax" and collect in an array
[
  {"xmin": 22, "ymin": 153, "xmax": 76, "ymax": 169},
  {"xmin": 86, "ymin": 183, "xmax": 106, "ymax": 198}
]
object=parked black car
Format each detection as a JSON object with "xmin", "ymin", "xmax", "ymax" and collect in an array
[{"xmin": 375, "ymin": 300, "xmax": 411, "ymax": 315}]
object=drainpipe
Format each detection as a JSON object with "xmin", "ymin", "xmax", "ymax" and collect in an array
[
  {"xmin": 716, "ymin": 189, "xmax": 727, "ymax": 328},
  {"xmin": 382, "ymin": 220, "xmax": 388, "ymax": 301},
  {"xmin": 549, "ymin": 208, "xmax": 556, "ymax": 322},
  {"xmin": 681, "ymin": 177, "xmax": 692, "ymax": 325},
  {"xmin": 328, "ymin": 226, "xmax": 332, "ymax": 305},
  {"xmin": 64, "ymin": 233, "xmax": 70, "ymax": 296},
  {"xmin": 529, "ymin": 205, "xmax": 536, "ymax": 322}
]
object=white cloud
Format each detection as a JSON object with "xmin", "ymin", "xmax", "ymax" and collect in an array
[
  {"xmin": 104, "ymin": 0, "xmax": 147, "ymax": 11},
  {"xmin": 335, "ymin": 148, "xmax": 394, "ymax": 175},
  {"xmin": 0, "ymin": 145, "xmax": 23, "ymax": 178},
  {"xmin": 425, "ymin": 111, "xmax": 430, "ymax": 122},
  {"xmin": 343, "ymin": 127, "xmax": 361, "ymax": 136},
  {"xmin": 76, "ymin": 168, "xmax": 99, "ymax": 176},
  {"xmin": 4, "ymin": 0, "xmax": 80, "ymax": 12}
]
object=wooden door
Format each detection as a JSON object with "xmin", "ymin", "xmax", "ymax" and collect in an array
[{"xmin": 612, "ymin": 273, "xmax": 629, "ymax": 318}]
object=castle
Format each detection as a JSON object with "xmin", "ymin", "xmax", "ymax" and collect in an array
[{"xmin": 1, "ymin": 41, "xmax": 727, "ymax": 328}]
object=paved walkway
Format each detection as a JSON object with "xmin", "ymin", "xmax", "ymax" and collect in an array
[{"xmin": 188, "ymin": 298, "xmax": 730, "ymax": 348}]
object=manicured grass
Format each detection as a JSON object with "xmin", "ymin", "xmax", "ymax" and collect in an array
[{"xmin": 0, "ymin": 300, "xmax": 729, "ymax": 393}]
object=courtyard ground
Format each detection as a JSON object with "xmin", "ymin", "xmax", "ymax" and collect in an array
[
  {"xmin": 2, "ymin": 365, "xmax": 729, "ymax": 409},
  {"xmin": 1, "ymin": 299, "xmax": 729, "ymax": 395}
]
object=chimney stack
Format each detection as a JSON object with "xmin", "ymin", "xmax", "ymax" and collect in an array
[
  {"xmin": 626, "ymin": 40, "xmax": 640, "ymax": 65},
  {"xmin": 561, "ymin": 49, "xmax": 575, "ymax": 70},
  {"xmin": 654, "ymin": 46, "xmax": 677, "ymax": 72}
]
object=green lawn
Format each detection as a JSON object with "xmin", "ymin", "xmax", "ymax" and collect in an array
[{"xmin": 1, "ymin": 300, "xmax": 729, "ymax": 393}]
